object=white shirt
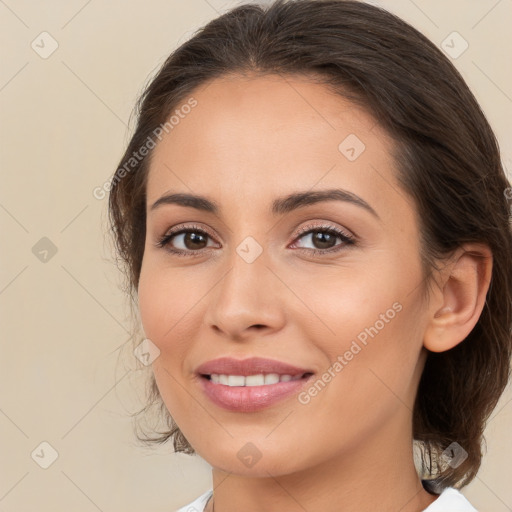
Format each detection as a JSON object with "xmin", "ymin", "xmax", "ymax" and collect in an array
[{"xmin": 175, "ymin": 487, "xmax": 477, "ymax": 511}]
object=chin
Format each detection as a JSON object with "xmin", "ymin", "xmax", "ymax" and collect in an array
[{"xmin": 194, "ymin": 440, "xmax": 308, "ymax": 478}]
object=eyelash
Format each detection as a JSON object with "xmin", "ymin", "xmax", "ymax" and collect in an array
[{"xmin": 154, "ymin": 222, "xmax": 356, "ymax": 258}]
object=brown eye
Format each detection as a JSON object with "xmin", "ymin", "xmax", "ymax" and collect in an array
[
  {"xmin": 156, "ymin": 225, "xmax": 217, "ymax": 256},
  {"xmin": 305, "ymin": 230, "xmax": 338, "ymax": 250},
  {"xmin": 291, "ymin": 225, "xmax": 355, "ymax": 255},
  {"xmin": 178, "ymin": 231, "xmax": 209, "ymax": 250}
]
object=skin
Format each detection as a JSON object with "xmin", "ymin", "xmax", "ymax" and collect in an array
[{"xmin": 137, "ymin": 73, "xmax": 492, "ymax": 512}]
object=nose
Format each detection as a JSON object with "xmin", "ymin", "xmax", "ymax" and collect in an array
[{"xmin": 203, "ymin": 248, "xmax": 285, "ymax": 341}]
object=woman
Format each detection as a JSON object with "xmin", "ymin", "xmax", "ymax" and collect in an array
[{"xmin": 108, "ymin": 0, "xmax": 512, "ymax": 510}]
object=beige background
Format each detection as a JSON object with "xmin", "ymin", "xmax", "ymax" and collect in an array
[{"xmin": 1, "ymin": 0, "xmax": 511, "ymax": 510}]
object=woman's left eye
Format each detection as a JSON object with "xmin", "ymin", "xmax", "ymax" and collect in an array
[
  {"xmin": 155, "ymin": 223, "xmax": 355, "ymax": 257},
  {"xmin": 291, "ymin": 225, "xmax": 355, "ymax": 254}
]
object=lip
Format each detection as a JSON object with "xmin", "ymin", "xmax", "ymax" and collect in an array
[
  {"xmin": 195, "ymin": 357, "xmax": 315, "ymax": 412},
  {"xmin": 195, "ymin": 357, "xmax": 313, "ymax": 377}
]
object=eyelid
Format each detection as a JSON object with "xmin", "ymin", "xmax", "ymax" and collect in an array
[
  {"xmin": 292, "ymin": 221, "xmax": 355, "ymax": 241},
  {"xmin": 165, "ymin": 222, "xmax": 217, "ymax": 240}
]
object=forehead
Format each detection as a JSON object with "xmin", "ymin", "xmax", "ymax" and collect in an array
[{"xmin": 146, "ymin": 73, "xmax": 399, "ymax": 213}]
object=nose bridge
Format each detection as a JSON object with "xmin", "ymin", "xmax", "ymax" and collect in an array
[
  {"xmin": 205, "ymin": 232, "xmax": 282, "ymax": 336},
  {"xmin": 218, "ymin": 234, "xmax": 269, "ymax": 304}
]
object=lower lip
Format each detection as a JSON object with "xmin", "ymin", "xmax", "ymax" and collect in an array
[{"xmin": 199, "ymin": 375, "xmax": 313, "ymax": 412}]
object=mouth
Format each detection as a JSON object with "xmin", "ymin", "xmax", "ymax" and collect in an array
[
  {"xmin": 198, "ymin": 370, "xmax": 315, "ymax": 412},
  {"xmin": 195, "ymin": 357, "xmax": 315, "ymax": 412}
]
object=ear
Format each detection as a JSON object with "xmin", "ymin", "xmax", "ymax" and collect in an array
[{"xmin": 423, "ymin": 243, "xmax": 493, "ymax": 353}]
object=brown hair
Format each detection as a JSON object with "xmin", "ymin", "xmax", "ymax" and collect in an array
[{"xmin": 108, "ymin": 0, "xmax": 512, "ymax": 492}]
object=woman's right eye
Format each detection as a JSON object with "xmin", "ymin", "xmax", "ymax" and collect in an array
[{"xmin": 155, "ymin": 226, "xmax": 217, "ymax": 257}]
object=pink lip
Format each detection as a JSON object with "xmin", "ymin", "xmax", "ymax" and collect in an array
[
  {"xmin": 195, "ymin": 357, "xmax": 312, "ymax": 377},
  {"xmin": 199, "ymin": 376, "xmax": 313, "ymax": 412},
  {"xmin": 195, "ymin": 357, "xmax": 315, "ymax": 412}
]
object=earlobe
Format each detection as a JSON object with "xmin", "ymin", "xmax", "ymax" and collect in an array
[{"xmin": 423, "ymin": 243, "xmax": 493, "ymax": 353}]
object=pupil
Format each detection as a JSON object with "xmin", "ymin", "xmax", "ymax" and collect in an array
[
  {"xmin": 185, "ymin": 232, "xmax": 206, "ymax": 249},
  {"xmin": 314, "ymin": 231, "xmax": 334, "ymax": 249}
]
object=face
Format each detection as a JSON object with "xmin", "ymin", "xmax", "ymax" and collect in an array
[{"xmin": 138, "ymin": 74, "xmax": 430, "ymax": 476}]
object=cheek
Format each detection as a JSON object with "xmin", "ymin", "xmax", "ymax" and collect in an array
[
  {"xmin": 137, "ymin": 259, "xmax": 215, "ymax": 393},
  {"xmin": 295, "ymin": 255, "xmax": 424, "ymax": 406},
  {"xmin": 137, "ymin": 263, "xmax": 197, "ymax": 413},
  {"xmin": 289, "ymin": 260, "xmax": 401, "ymax": 346},
  {"xmin": 137, "ymin": 264, "xmax": 167, "ymax": 345},
  {"xmin": 137, "ymin": 260, "xmax": 196, "ymax": 350}
]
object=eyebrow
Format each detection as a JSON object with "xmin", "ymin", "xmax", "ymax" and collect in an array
[{"xmin": 150, "ymin": 188, "xmax": 379, "ymax": 219}]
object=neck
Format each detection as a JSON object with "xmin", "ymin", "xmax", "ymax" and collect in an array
[{"xmin": 205, "ymin": 413, "xmax": 438, "ymax": 512}]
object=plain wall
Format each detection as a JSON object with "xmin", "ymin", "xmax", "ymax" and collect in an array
[{"xmin": 1, "ymin": 0, "xmax": 511, "ymax": 510}]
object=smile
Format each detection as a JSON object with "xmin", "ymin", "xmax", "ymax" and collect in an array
[{"xmin": 199, "ymin": 372, "xmax": 314, "ymax": 412}]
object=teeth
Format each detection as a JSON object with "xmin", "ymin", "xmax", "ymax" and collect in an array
[
  {"xmin": 228, "ymin": 375, "xmax": 245, "ymax": 386},
  {"xmin": 209, "ymin": 373, "xmax": 303, "ymax": 386},
  {"xmin": 264, "ymin": 373, "xmax": 280, "ymax": 385}
]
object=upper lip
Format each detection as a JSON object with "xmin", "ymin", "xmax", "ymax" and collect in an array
[{"xmin": 195, "ymin": 357, "xmax": 314, "ymax": 377}]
